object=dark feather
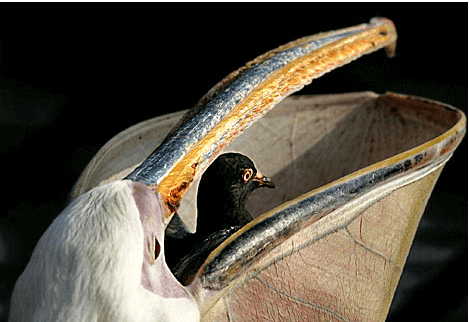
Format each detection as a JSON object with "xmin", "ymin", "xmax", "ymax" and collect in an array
[{"xmin": 165, "ymin": 153, "xmax": 274, "ymax": 283}]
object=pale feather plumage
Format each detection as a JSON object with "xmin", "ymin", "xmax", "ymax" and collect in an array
[{"xmin": 9, "ymin": 180, "xmax": 199, "ymax": 322}]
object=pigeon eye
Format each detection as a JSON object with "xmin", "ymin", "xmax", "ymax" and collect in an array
[{"xmin": 242, "ymin": 169, "xmax": 253, "ymax": 182}]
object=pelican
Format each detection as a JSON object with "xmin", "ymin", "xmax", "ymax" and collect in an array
[{"xmin": 9, "ymin": 18, "xmax": 399, "ymax": 321}]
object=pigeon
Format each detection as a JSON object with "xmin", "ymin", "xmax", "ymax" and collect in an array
[{"xmin": 165, "ymin": 153, "xmax": 275, "ymax": 284}]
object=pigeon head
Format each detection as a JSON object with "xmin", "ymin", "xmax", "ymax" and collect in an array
[{"xmin": 196, "ymin": 153, "xmax": 274, "ymax": 235}]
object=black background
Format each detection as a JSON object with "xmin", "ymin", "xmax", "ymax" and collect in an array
[{"xmin": 0, "ymin": 3, "xmax": 467, "ymax": 321}]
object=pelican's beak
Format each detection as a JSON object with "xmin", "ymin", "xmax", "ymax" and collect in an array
[
  {"xmin": 253, "ymin": 172, "xmax": 275, "ymax": 189},
  {"xmin": 125, "ymin": 18, "xmax": 397, "ymax": 226}
]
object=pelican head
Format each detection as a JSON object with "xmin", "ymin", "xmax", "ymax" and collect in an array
[{"xmin": 9, "ymin": 181, "xmax": 199, "ymax": 321}]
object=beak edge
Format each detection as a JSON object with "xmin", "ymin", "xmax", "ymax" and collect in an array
[{"xmin": 253, "ymin": 175, "xmax": 275, "ymax": 189}]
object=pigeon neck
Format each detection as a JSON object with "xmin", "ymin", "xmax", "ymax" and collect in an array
[{"xmin": 196, "ymin": 189, "xmax": 252, "ymax": 241}]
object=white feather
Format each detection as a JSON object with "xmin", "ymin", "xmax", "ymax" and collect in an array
[{"xmin": 9, "ymin": 180, "xmax": 199, "ymax": 322}]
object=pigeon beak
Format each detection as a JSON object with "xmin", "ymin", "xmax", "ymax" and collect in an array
[
  {"xmin": 125, "ymin": 17, "xmax": 396, "ymax": 226},
  {"xmin": 253, "ymin": 172, "xmax": 275, "ymax": 189}
]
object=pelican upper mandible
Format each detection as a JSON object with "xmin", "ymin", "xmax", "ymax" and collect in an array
[{"xmin": 9, "ymin": 18, "xmax": 396, "ymax": 322}]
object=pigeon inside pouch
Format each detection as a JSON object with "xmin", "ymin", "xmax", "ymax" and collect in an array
[{"xmin": 165, "ymin": 153, "xmax": 275, "ymax": 284}]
